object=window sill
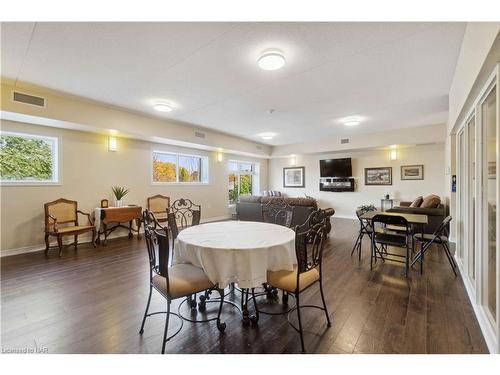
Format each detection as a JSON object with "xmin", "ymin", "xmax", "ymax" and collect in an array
[
  {"xmin": 151, "ymin": 182, "xmax": 210, "ymax": 186},
  {"xmin": 0, "ymin": 181, "xmax": 61, "ymax": 186}
]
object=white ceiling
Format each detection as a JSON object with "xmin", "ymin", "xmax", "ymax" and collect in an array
[{"xmin": 1, "ymin": 22, "xmax": 465, "ymax": 146}]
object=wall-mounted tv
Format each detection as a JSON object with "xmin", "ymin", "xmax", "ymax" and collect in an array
[{"xmin": 320, "ymin": 158, "xmax": 352, "ymax": 178}]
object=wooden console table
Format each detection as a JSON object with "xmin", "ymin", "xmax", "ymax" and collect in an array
[{"xmin": 95, "ymin": 206, "xmax": 142, "ymax": 245}]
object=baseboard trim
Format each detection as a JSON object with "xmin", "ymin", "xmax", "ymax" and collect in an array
[
  {"xmin": 455, "ymin": 255, "xmax": 498, "ymax": 353},
  {"xmin": 1, "ymin": 215, "xmax": 233, "ymax": 257}
]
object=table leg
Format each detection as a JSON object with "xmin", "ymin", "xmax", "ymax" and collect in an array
[
  {"xmin": 103, "ymin": 223, "xmax": 108, "ymax": 246},
  {"xmin": 128, "ymin": 220, "xmax": 133, "ymax": 239},
  {"xmin": 136, "ymin": 218, "xmax": 142, "ymax": 239}
]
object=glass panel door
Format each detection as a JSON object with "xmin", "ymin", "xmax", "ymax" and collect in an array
[
  {"xmin": 468, "ymin": 117, "xmax": 476, "ymax": 282},
  {"xmin": 482, "ymin": 86, "xmax": 497, "ymax": 324},
  {"xmin": 458, "ymin": 128, "xmax": 467, "ymax": 263}
]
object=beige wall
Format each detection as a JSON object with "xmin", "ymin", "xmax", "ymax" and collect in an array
[
  {"xmin": 268, "ymin": 144, "xmax": 445, "ymax": 219},
  {"xmin": 0, "ymin": 120, "xmax": 268, "ymax": 253},
  {"xmin": 446, "ymin": 24, "xmax": 499, "ymax": 241}
]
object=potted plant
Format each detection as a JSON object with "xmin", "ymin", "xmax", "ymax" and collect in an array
[{"xmin": 112, "ymin": 186, "xmax": 129, "ymax": 207}]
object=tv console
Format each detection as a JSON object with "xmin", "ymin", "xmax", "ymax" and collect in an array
[{"xmin": 319, "ymin": 177, "xmax": 355, "ymax": 192}]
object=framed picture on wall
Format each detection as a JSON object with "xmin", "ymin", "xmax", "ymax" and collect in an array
[
  {"xmin": 365, "ymin": 167, "xmax": 392, "ymax": 185},
  {"xmin": 283, "ymin": 167, "xmax": 305, "ymax": 188},
  {"xmin": 401, "ymin": 165, "xmax": 424, "ymax": 180}
]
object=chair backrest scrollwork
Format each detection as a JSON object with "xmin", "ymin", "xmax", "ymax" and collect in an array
[
  {"xmin": 262, "ymin": 198, "xmax": 294, "ymax": 228},
  {"xmin": 143, "ymin": 210, "xmax": 171, "ymax": 290},
  {"xmin": 167, "ymin": 198, "xmax": 201, "ymax": 239},
  {"xmin": 294, "ymin": 219, "xmax": 328, "ymax": 275}
]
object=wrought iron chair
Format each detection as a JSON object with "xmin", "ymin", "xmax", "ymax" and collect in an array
[
  {"xmin": 371, "ymin": 214, "xmax": 412, "ymax": 277},
  {"xmin": 147, "ymin": 194, "xmax": 170, "ymax": 223},
  {"xmin": 44, "ymin": 198, "xmax": 96, "ymax": 256},
  {"xmin": 139, "ymin": 210, "xmax": 225, "ymax": 354},
  {"xmin": 259, "ymin": 216, "xmax": 331, "ymax": 353},
  {"xmin": 167, "ymin": 198, "xmax": 201, "ymax": 241},
  {"xmin": 351, "ymin": 207, "xmax": 378, "ymax": 261},
  {"xmin": 411, "ymin": 215, "xmax": 457, "ymax": 275},
  {"xmin": 261, "ymin": 198, "xmax": 294, "ymax": 228}
]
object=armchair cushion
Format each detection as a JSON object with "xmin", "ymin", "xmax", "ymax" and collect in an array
[
  {"xmin": 267, "ymin": 265, "xmax": 319, "ymax": 293},
  {"xmin": 410, "ymin": 196, "xmax": 423, "ymax": 208},
  {"xmin": 55, "ymin": 225, "xmax": 95, "ymax": 234},
  {"xmin": 420, "ymin": 194, "xmax": 441, "ymax": 208},
  {"xmin": 152, "ymin": 263, "xmax": 214, "ymax": 299}
]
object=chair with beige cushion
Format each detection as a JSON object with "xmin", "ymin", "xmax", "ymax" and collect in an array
[
  {"xmin": 139, "ymin": 210, "xmax": 225, "ymax": 354},
  {"xmin": 44, "ymin": 198, "xmax": 96, "ymax": 256},
  {"xmin": 147, "ymin": 194, "xmax": 170, "ymax": 223},
  {"xmin": 257, "ymin": 212, "xmax": 331, "ymax": 353}
]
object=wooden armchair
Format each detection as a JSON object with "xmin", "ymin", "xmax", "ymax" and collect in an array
[
  {"xmin": 147, "ymin": 194, "xmax": 170, "ymax": 223},
  {"xmin": 44, "ymin": 198, "xmax": 96, "ymax": 256}
]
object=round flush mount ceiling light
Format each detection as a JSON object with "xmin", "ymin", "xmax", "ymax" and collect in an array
[
  {"xmin": 258, "ymin": 49, "xmax": 286, "ymax": 71},
  {"xmin": 153, "ymin": 102, "xmax": 174, "ymax": 112},
  {"xmin": 257, "ymin": 132, "xmax": 277, "ymax": 140},
  {"xmin": 342, "ymin": 116, "xmax": 362, "ymax": 126}
]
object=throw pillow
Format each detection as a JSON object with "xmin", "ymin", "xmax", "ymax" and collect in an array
[
  {"xmin": 410, "ymin": 196, "xmax": 423, "ymax": 208},
  {"xmin": 420, "ymin": 194, "xmax": 441, "ymax": 208}
]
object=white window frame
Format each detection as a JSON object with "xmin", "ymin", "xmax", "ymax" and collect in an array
[
  {"xmin": 151, "ymin": 149, "xmax": 209, "ymax": 185},
  {"xmin": 0, "ymin": 131, "xmax": 60, "ymax": 186},
  {"xmin": 228, "ymin": 159, "xmax": 260, "ymax": 205}
]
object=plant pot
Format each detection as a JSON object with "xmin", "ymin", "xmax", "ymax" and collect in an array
[{"xmin": 115, "ymin": 200, "xmax": 123, "ymax": 207}]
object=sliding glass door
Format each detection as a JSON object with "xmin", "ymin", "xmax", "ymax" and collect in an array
[
  {"xmin": 481, "ymin": 85, "xmax": 497, "ymax": 324},
  {"xmin": 456, "ymin": 65, "xmax": 499, "ymax": 352}
]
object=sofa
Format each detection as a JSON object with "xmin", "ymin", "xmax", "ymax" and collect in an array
[
  {"xmin": 236, "ymin": 196, "xmax": 334, "ymax": 233},
  {"xmin": 386, "ymin": 199, "xmax": 446, "ymax": 234}
]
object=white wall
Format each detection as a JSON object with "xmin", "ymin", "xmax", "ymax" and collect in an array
[
  {"xmin": 268, "ymin": 144, "xmax": 445, "ymax": 219},
  {"xmin": 0, "ymin": 120, "xmax": 268, "ymax": 254}
]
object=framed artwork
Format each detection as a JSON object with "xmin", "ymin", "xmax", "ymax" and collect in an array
[
  {"xmin": 401, "ymin": 165, "xmax": 424, "ymax": 180},
  {"xmin": 283, "ymin": 167, "xmax": 305, "ymax": 188},
  {"xmin": 365, "ymin": 167, "xmax": 392, "ymax": 186}
]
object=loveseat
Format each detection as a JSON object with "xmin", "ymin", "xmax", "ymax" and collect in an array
[
  {"xmin": 236, "ymin": 196, "xmax": 334, "ymax": 233},
  {"xmin": 386, "ymin": 200, "xmax": 446, "ymax": 234}
]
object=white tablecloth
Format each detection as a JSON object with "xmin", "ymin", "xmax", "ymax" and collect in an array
[{"xmin": 175, "ymin": 221, "xmax": 296, "ymax": 288}]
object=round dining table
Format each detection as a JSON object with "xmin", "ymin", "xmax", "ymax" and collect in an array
[{"xmin": 174, "ymin": 221, "xmax": 296, "ymax": 289}]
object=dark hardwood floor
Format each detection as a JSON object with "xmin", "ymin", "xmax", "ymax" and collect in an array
[{"xmin": 1, "ymin": 218, "xmax": 488, "ymax": 354}]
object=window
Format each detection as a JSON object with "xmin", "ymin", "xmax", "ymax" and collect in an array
[
  {"xmin": 228, "ymin": 160, "xmax": 259, "ymax": 204},
  {"xmin": 152, "ymin": 150, "xmax": 208, "ymax": 184},
  {"xmin": 0, "ymin": 131, "xmax": 59, "ymax": 184}
]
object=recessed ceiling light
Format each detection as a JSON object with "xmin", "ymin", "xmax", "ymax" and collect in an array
[
  {"xmin": 258, "ymin": 49, "xmax": 285, "ymax": 71},
  {"xmin": 257, "ymin": 132, "xmax": 277, "ymax": 140},
  {"xmin": 153, "ymin": 102, "xmax": 173, "ymax": 112},
  {"xmin": 342, "ymin": 116, "xmax": 362, "ymax": 126}
]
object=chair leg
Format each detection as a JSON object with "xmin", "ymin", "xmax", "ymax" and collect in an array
[
  {"xmin": 161, "ymin": 300, "xmax": 171, "ymax": 354},
  {"xmin": 251, "ymin": 288, "xmax": 260, "ymax": 324},
  {"xmin": 91, "ymin": 229, "xmax": 96, "ymax": 248},
  {"xmin": 370, "ymin": 235, "xmax": 374, "ymax": 270},
  {"xmin": 442, "ymin": 242, "xmax": 458, "ymax": 276},
  {"xmin": 139, "ymin": 285, "xmax": 153, "ymax": 334},
  {"xmin": 351, "ymin": 231, "xmax": 361, "ymax": 256},
  {"xmin": 319, "ymin": 278, "xmax": 331, "ymax": 327},
  {"xmin": 74, "ymin": 235, "xmax": 78, "ymax": 250},
  {"xmin": 295, "ymin": 292, "xmax": 306, "ymax": 353},
  {"xmin": 358, "ymin": 234, "xmax": 363, "ymax": 262},
  {"xmin": 216, "ymin": 288, "xmax": 226, "ymax": 333},
  {"xmin": 44, "ymin": 234, "xmax": 50, "ymax": 256},
  {"xmin": 57, "ymin": 235, "xmax": 63, "ymax": 257}
]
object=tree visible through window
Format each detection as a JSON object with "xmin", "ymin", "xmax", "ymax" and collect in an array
[
  {"xmin": 0, "ymin": 132, "xmax": 58, "ymax": 183},
  {"xmin": 228, "ymin": 161, "xmax": 256, "ymax": 204},
  {"xmin": 152, "ymin": 151, "xmax": 205, "ymax": 183}
]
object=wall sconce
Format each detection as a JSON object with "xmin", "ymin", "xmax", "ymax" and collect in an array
[
  {"xmin": 290, "ymin": 154, "xmax": 297, "ymax": 166},
  {"xmin": 390, "ymin": 149, "xmax": 397, "ymax": 161},
  {"xmin": 108, "ymin": 136, "xmax": 117, "ymax": 152},
  {"xmin": 217, "ymin": 151, "xmax": 223, "ymax": 162}
]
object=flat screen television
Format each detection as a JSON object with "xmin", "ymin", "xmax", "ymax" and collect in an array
[{"xmin": 320, "ymin": 158, "xmax": 352, "ymax": 178}]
